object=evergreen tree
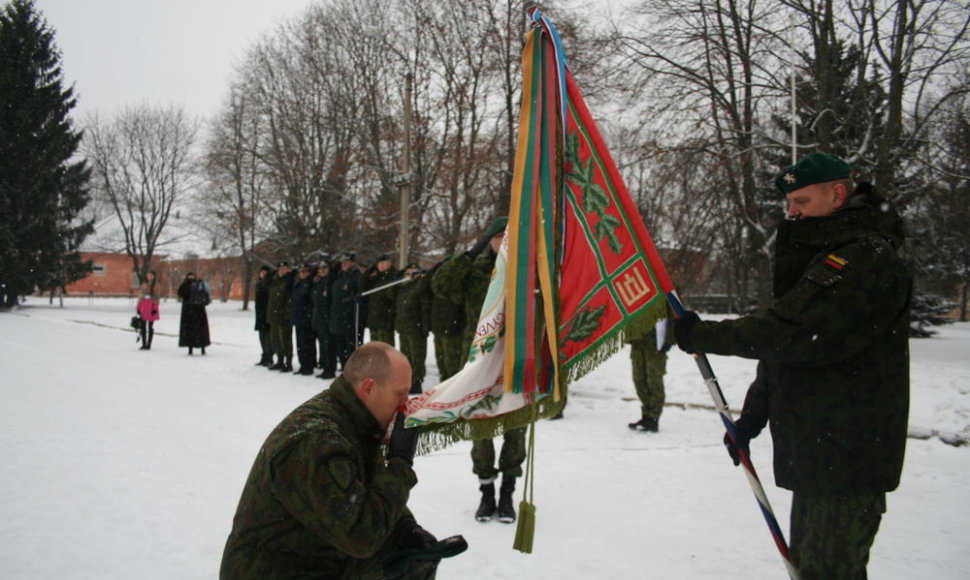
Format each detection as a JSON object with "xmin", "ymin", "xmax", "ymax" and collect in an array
[{"xmin": 0, "ymin": 0, "xmax": 92, "ymax": 307}]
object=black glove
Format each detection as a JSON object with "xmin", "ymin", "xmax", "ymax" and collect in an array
[
  {"xmin": 396, "ymin": 517, "xmax": 437, "ymax": 550},
  {"xmin": 724, "ymin": 413, "xmax": 768, "ymax": 466},
  {"xmin": 388, "ymin": 413, "xmax": 418, "ymax": 465},
  {"xmin": 673, "ymin": 310, "xmax": 701, "ymax": 354},
  {"xmin": 465, "ymin": 232, "xmax": 493, "ymax": 259}
]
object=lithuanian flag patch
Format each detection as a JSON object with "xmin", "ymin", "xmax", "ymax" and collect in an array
[{"xmin": 824, "ymin": 254, "xmax": 848, "ymax": 270}]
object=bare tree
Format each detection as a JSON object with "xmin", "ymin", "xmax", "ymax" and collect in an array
[{"xmin": 84, "ymin": 105, "xmax": 200, "ymax": 284}]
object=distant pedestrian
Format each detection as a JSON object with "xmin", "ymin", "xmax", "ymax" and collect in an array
[
  {"xmin": 135, "ymin": 271, "xmax": 160, "ymax": 350},
  {"xmin": 177, "ymin": 272, "xmax": 211, "ymax": 355}
]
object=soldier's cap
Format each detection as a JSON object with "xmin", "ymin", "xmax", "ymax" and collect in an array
[
  {"xmin": 485, "ymin": 216, "xmax": 508, "ymax": 238},
  {"xmin": 775, "ymin": 152, "xmax": 851, "ymax": 194},
  {"xmin": 276, "ymin": 260, "xmax": 290, "ymax": 268},
  {"xmin": 338, "ymin": 251, "xmax": 356, "ymax": 262},
  {"xmin": 404, "ymin": 262, "xmax": 421, "ymax": 271},
  {"xmin": 298, "ymin": 263, "xmax": 312, "ymax": 271},
  {"xmin": 316, "ymin": 262, "xmax": 330, "ymax": 270},
  {"xmin": 376, "ymin": 253, "xmax": 392, "ymax": 262},
  {"xmin": 258, "ymin": 265, "xmax": 272, "ymax": 273}
]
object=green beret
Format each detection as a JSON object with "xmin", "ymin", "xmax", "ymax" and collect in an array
[
  {"xmin": 485, "ymin": 216, "xmax": 508, "ymax": 238},
  {"xmin": 775, "ymin": 152, "xmax": 851, "ymax": 194}
]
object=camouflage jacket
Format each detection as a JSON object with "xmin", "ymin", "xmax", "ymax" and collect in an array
[
  {"xmin": 266, "ymin": 271, "xmax": 295, "ymax": 327},
  {"xmin": 394, "ymin": 273, "xmax": 431, "ymax": 336},
  {"xmin": 431, "ymin": 250, "xmax": 495, "ymax": 345},
  {"xmin": 220, "ymin": 377, "xmax": 417, "ymax": 580},
  {"xmin": 359, "ymin": 267, "xmax": 398, "ymax": 333},
  {"xmin": 690, "ymin": 189, "xmax": 912, "ymax": 494}
]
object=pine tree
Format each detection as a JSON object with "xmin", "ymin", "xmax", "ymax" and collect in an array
[{"xmin": 0, "ymin": 0, "xmax": 93, "ymax": 307}]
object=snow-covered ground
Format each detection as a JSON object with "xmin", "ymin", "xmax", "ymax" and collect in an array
[{"xmin": 1, "ymin": 297, "xmax": 968, "ymax": 579}]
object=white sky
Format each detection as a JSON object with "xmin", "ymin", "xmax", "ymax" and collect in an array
[{"xmin": 35, "ymin": 0, "xmax": 314, "ymax": 121}]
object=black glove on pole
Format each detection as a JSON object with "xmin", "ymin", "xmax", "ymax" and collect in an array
[
  {"xmin": 673, "ymin": 310, "xmax": 701, "ymax": 354},
  {"xmin": 724, "ymin": 413, "xmax": 768, "ymax": 466},
  {"xmin": 388, "ymin": 413, "xmax": 419, "ymax": 465}
]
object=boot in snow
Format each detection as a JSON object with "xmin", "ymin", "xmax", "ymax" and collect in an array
[
  {"xmin": 628, "ymin": 416, "xmax": 659, "ymax": 432},
  {"xmin": 281, "ymin": 356, "xmax": 294, "ymax": 373},
  {"xmin": 268, "ymin": 356, "xmax": 284, "ymax": 370},
  {"xmin": 475, "ymin": 483, "xmax": 496, "ymax": 522},
  {"xmin": 497, "ymin": 477, "xmax": 517, "ymax": 523}
]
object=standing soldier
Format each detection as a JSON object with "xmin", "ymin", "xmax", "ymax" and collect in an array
[
  {"xmin": 395, "ymin": 263, "xmax": 432, "ymax": 394},
  {"xmin": 311, "ymin": 262, "xmax": 337, "ymax": 380},
  {"xmin": 253, "ymin": 265, "xmax": 273, "ymax": 366},
  {"xmin": 428, "ymin": 257, "xmax": 465, "ymax": 382},
  {"xmin": 267, "ymin": 261, "xmax": 295, "ymax": 372},
  {"xmin": 673, "ymin": 153, "xmax": 912, "ymax": 579},
  {"xmin": 625, "ymin": 307, "xmax": 675, "ymax": 432},
  {"xmin": 433, "ymin": 217, "xmax": 524, "ymax": 524},
  {"xmin": 290, "ymin": 264, "xmax": 316, "ymax": 376},
  {"xmin": 330, "ymin": 252, "xmax": 361, "ymax": 372},
  {"xmin": 360, "ymin": 253, "xmax": 398, "ymax": 346}
]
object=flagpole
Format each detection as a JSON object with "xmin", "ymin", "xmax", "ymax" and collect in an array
[{"xmin": 666, "ymin": 291, "xmax": 800, "ymax": 580}]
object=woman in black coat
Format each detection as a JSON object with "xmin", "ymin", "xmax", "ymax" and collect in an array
[{"xmin": 177, "ymin": 272, "xmax": 211, "ymax": 355}]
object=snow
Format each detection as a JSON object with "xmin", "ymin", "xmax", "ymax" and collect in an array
[{"xmin": 2, "ymin": 297, "xmax": 969, "ymax": 579}]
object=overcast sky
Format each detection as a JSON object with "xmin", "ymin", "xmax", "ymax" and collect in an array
[{"xmin": 35, "ymin": 0, "xmax": 313, "ymax": 122}]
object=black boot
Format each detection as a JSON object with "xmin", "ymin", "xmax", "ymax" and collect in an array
[
  {"xmin": 139, "ymin": 326, "xmax": 148, "ymax": 349},
  {"xmin": 201, "ymin": 347, "xmax": 206, "ymax": 356},
  {"xmin": 188, "ymin": 347, "xmax": 194, "ymax": 356},
  {"xmin": 475, "ymin": 483, "xmax": 496, "ymax": 522},
  {"xmin": 497, "ymin": 477, "xmax": 517, "ymax": 523},
  {"xmin": 268, "ymin": 355, "xmax": 283, "ymax": 370},
  {"xmin": 146, "ymin": 327, "xmax": 154, "ymax": 350},
  {"xmin": 628, "ymin": 416, "xmax": 659, "ymax": 432},
  {"xmin": 281, "ymin": 356, "xmax": 293, "ymax": 373}
]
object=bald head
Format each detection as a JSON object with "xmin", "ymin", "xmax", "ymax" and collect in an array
[{"xmin": 344, "ymin": 342, "xmax": 412, "ymax": 428}]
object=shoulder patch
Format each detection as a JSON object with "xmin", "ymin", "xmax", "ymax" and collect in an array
[
  {"xmin": 804, "ymin": 255, "xmax": 847, "ymax": 287},
  {"xmin": 328, "ymin": 457, "xmax": 355, "ymax": 491}
]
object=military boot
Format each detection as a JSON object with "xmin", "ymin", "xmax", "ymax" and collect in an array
[
  {"xmin": 268, "ymin": 355, "xmax": 284, "ymax": 370},
  {"xmin": 497, "ymin": 476, "xmax": 517, "ymax": 523},
  {"xmin": 281, "ymin": 356, "xmax": 294, "ymax": 372},
  {"xmin": 475, "ymin": 483, "xmax": 496, "ymax": 522},
  {"xmin": 628, "ymin": 416, "xmax": 659, "ymax": 432}
]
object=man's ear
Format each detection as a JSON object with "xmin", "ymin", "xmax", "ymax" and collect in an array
[
  {"xmin": 832, "ymin": 182, "xmax": 849, "ymax": 209},
  {"xmin": 359, "ymin": 377, "xmax": 375, "ymax": 398}
]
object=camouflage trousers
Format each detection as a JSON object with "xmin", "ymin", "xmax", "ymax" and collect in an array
[
  {"xmin": 399, "ymin": 332, "xmax": 428, "ymax": 383},
  {"xmin": 789, "ymin": 491, "xmax": 886, "ymax": 580},
  {"xmin": 270, "ymin": 323, "xmax": 293, "ymax": 357},
  {"xmin": 471, "ymin": 428, "xmax": 527, "ymax": 481},
  {"xmin": 433, "ymin": 333, "xmax": 464, "ymax": 381},
  {"xmin": 630, "ymin": 341, "xmax": 667, "ymax": 419},
  {"xmin": 370, "ymin": 327, "xmax": 395, "ymax": 347}
]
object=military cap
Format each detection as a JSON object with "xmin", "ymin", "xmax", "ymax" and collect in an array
[
  {"xmin": 775, "ymin": 152, "xmax": 851, "ymax": 194},
  {"xmin": 298, "ymin": 263, "xmax": 312, "ymax": 270},
  {"xmin": 337, "ymin": 251, "xmax": 356, "ymax": 262},
  {"xmin": 485, "ymin": 216, "xmax": 508, "ymax": 238},
  {"xmin": 258, "ymin": 265, "xmax": 272, "ymax": 273},
  {"xmin": 276, "ymin": 260, "xmax": 290, "ymax": 268}
]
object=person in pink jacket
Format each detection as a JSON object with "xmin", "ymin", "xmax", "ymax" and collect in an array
[{"xmin": 136, "ymin": 271, "xmax": 161, "ymax": 350}]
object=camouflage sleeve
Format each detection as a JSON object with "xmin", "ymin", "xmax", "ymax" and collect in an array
[
  {"xmin": 431, "ymin": 254, "xmax": 472, "ymax": 303},
  {"xmin": 271, "ymin": 433, "xmax": 417, "ymax": 560},
  {"xmin": 691, "ymin": 239, "xmax": 907, "ymax": 367}
]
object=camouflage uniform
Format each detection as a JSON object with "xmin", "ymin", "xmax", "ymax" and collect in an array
[
  {"xmin": 220, "ymin": 377, "xmax": 429, "ymax": 580},
  {"xmin": 624, "ymin": 315, "xmax": 674, "ymax": 421},
  {"xmin": 687, "ymin": 188, "xmax": 912, "ymax": 579},
  {"xmin": 432, "ymin": 249, "xmax": 526, "ymax": 481},
  {"xmin": 360, "ymin": 266, "xmax": 398, "ymax": 346},
  {"xmin": 428, "ymin": 259, "xmax": 465, "ymax": 381},
  {"xmin": 394, "ymin": 273, "xmax": 431, "ymax": 386},
  {"xmin": 266, "ymin": 271, "xmax": 295, "ymax": 358}
]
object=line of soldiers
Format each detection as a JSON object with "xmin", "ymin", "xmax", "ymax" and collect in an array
[{"xmin": 252, "ymin": 251, "xmax": 467, "ymax": 394}]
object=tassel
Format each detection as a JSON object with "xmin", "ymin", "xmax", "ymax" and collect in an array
[{"xmin": 513, "ymin": 408, "xmax": 538, "ymax": 553}]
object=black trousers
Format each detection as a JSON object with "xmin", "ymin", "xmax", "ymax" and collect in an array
[{"xmin": 295, "ymin": 324, "xmax": 316, "ymax": 371}]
